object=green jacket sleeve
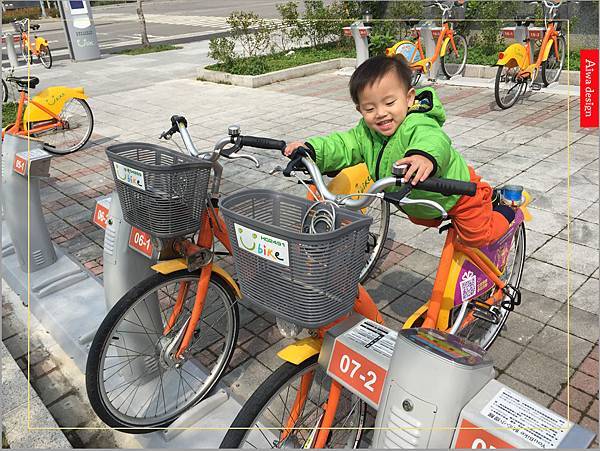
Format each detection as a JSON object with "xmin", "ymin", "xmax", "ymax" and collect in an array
[
  {"xmin": 305, "ymin": 122, "xmax": 366, "ymax": 173},
  {"xmin": 401, "ymin": 114, "xmax": 453, "ymax": 176}
]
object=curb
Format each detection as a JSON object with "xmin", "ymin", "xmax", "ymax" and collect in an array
[
  {"xmin": 2, "ymin": 285, "xmax": 72, "ymax": 449},
  {"xmin": 198, "ymin": 60, "xmax": 581, "ymax": 88}
]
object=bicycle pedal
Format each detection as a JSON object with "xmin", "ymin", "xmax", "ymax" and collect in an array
[
  {"xmin": 471, "ymin": 301, "xmax": 500, "ymax": 324},
  {"xmin": 531, "ymin": 83, "xmax": 542, "ymax": 91}
]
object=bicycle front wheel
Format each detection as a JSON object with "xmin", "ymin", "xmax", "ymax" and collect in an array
[
  {"xmin": 440, "ymin": 34, "xmax": 467, "ymax": 79},
  {"xmin": 86, "ymin": 269, "xmax": 239, "ymax": 432},
  {"xmin": 541, "ymin": 34, "xmax": 565, "ymax": 86},
  {"xmin": 359, "ymin": 197, "xmax": 390, "ymax": 283},
  {"xmin": 35, "ymin": 98, "xmax": 94, "ymax": 154},
  {"xmin": 220, "ymin": 356, "xmax": 366, "ymax": 449},
  {"xmin": 38, "ymin": 45, "xmax": 52, "ymax": 69},
  {"xmin": 494, "ymin": 65, "xmax": 524, "ymax": 110},
  {"xmin": 451, "ymin": 223, "xmax": 526, "ymax": 350},
  {"xmin": 2, "ymin": 79, "xmax": 7, "ymax": 103}
]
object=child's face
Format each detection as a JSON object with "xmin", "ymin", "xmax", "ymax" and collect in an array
[{"xmin": 355, "ymin": 71, "xmax": 416, "ymax": 137}]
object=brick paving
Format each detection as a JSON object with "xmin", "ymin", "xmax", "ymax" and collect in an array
[{"xmin": 2, "ymin": 53, "xmax": 598, "ymax": 447}]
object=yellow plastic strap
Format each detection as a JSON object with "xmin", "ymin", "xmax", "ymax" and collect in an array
[{"xmin": 277, "ymin": 337, "xmax": 322, "ymax": 365}]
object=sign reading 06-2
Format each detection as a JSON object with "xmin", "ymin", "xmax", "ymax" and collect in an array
[{"xmin": 234, "ymin": 223, "xmax": 289, "ymax": 267}]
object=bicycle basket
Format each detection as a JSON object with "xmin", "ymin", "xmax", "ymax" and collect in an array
[
  {"xmin": 220, "ymin": 189, "xmax": 372, "ymax": 328},
  {"xmin": 106, "ymin": 143, "xmax": 212, "ymax": 238}
]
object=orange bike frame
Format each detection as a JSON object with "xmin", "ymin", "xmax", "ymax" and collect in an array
[
  {"xmin": 413, "ymin": 22, "xmax": 458, "ymax": 71},
  {"xmin": 309, "ymin": 227, "xmax": 511, "ymax": 445},
  {"xmin": 7, "ymin": 90, "xmax": 63, "ymax": 136},
  {"xmin": 159, "ymin": 204, "xmax": 233, "ymax": 359},
  {"xmin": 520, "ymin": 22, "xmax": 559, "ymax": 76}
]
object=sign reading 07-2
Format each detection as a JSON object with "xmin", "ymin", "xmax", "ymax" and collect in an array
[{"xmin": 234, "ymin": 223, "xmax": 289, "ymax": 266}]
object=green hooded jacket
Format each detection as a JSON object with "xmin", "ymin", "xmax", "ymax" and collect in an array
[{"xmin": 305, "ymin": 87, "xmax": 470, "ymax": 219}]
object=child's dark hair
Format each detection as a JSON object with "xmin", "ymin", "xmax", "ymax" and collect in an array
[{"xmin": 349, "ymin": 55, "xmax": 413, "ymax": 105}]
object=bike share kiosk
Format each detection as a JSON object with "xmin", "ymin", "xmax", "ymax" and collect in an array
[
  {"xmin": 343, "ymin": 19, "xmax": 371, "ymax": 67},
  {"xmin": 57, "ymin": 0, "xmax": 101, "ymax": 61},
  {"xmin": 320, "ymin": 318, "xmax": 595, "ymax": 449},
  {"xmin": 1, "ymin": 132, "xmax": 106, "ymax": 370}
]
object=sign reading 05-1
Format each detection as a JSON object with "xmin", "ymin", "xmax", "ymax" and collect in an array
[{"xmin": 234, "ymin": 223, "xmax": 289, "ymax": 266}]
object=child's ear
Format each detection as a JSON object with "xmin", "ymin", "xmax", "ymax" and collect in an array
[{"xmin": 407, "ymin": 87, "xmax": 416, "ymax": 106}]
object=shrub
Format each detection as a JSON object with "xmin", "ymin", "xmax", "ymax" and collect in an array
[
  {"xmin": 272, "ymin": 2, "xmax": 305, "ymax": 52},
  {"xmin": 208, "ymin": 37, "xmax": 236, "ymax": 67},
  {"xmin": 2, "ymin": 7, "xmax": 59, "ymax": 24},
  {"xmin": 227, "ymin": 11, "xmax": 273, "ymax": 58},
  {"xmin": 302, "ymin": 0, "xmax": 347, "ymax": 47}
]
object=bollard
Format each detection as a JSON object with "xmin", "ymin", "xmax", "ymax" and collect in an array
[
  {"xmin": 1, "ymin": 134, "xmax": 57, "ymax": 272},
  {"xmin": 343, "ymin": 21, "xmax": 371, "ymax": 67}
]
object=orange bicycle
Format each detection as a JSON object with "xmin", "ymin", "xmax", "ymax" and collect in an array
[
  {"xmin": 2, "ymin": 76, "xmax": 94, "ymax": 154},
  {"xmin": 220, "ymin": 155, "xmax": 530, "ymax": 448},
  {"xmin": 13, "ymin": 18, "xmax": 52, "ymax": 69},
  {"xmin": 385, "ymin": 0, "xmax": 467, "ymax": 84},
  {"xmin": 494, "ymin": 0, "xmax": 565, "ymax": 109}
]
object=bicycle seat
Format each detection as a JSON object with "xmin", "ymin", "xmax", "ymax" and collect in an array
[
  {"xmin": 514, "ymin": 15, "xmax": 534, "ymax": 26},
  {"xmin": 31, "ymin": 24, "xmax": 40, "ymax": 31},
  {"xmin": 405, "ymin": 19, "xmax": 420, "ymax": 27},
  {"xmin": 7, "ymin": 76, "xmax": 40, "ymax": 89}
]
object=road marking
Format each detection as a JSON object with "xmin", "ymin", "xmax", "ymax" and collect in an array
[{"xmin": 93, "ymin": 13, "xmax": 281, "ymax": 29}]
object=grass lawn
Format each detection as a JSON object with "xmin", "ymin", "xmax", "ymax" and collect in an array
[
  {"xmin": 2, "ymin": 102, "xmax": 17, "ymax": 128},
  {"xmin": 114, "ymin": 44, "xmax": 182, "ymax": 56}
]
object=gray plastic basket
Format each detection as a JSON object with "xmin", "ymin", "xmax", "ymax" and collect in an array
[
  {"xmin": 106, "ymin": 142, "xmax": 212, "ymax": 238},
  {"xmin": 220, "ymin": 189, "xmax": 372, "ymax": 328}
]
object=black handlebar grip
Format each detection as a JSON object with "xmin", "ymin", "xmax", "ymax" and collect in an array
[
  {"xmin": 240, "ymin": 136, "xmax": 286, "ymax": 151},
  {"xmin": 413, "ymin": 177, "xmax": 477, "ymax": 197},
  {"xmin": 171, "ymin": 115, "xmax": 188, "ymax": 127}
]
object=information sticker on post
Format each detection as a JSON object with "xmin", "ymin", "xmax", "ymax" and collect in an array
[{"xmin": 128, "ymin": 227, "xmax": 153, "ymax": 258}]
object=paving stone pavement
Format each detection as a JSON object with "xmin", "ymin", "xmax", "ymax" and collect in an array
[{"xmin": 2, "ymin": 43, "xmax": 599, "ymax": 447}]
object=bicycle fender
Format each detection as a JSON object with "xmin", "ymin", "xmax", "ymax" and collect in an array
[
  {"xmin": 24, "ymin": 86, "xmax": 88, "ymax": 124},
  {"xmin": 496, "ymin": 44, "xmax": 528, "ymax": 68},
  {"xmin": 520, "ymin": 191, "xmax": 533, "ymax": 222},
  {"xmin": 151, "ymin": 259, "xmax": 242, "ymax": 298},
  {"xmin": 35, "ymin": 36, "xmax": 48, "ymax": 48},
  {"xmin": 440, "ymin": 36, "xmax": 451, "ymax": 57},
  {"xmin": 541, "ymin": 38, "xmax": 555, "ymax": 62},
  {"xmin": 277, "ymin": 337, "xmax": 322, "ymax": 365}
]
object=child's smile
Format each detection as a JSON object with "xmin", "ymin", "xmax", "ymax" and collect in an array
[{"xmin": 356, "ymin": 71, "xmax": 416, "ymax": 137}]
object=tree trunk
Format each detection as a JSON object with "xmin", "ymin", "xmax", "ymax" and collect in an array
[{"xmin": 136, "ymin": 0, "xmax": 150, "ymax": 47}]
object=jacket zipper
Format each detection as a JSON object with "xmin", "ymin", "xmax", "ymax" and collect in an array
[{"xmin": 374, "ymin": 140, "xmax": 389, "ymax": 180}]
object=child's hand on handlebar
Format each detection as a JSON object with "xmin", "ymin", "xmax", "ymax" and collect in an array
[
  {"xmin": 283, "ymin": 141, "xmax": 306, "ymax": 157},
  {"xmin": 395, "ymin": 155, "xmax": 434, "ymax": 186}
]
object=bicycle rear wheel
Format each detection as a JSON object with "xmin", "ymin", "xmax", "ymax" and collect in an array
[
  {"xmin": 359, "ymin": 198, "xmax": 389, "ymax": 283},
  {"xmin": 86, "ymin": 269, "xmax": 239, "ymax": 432},
  {"xmin": 440, "ymin": 34, "xmax": 467, "ymax": 79},
  {"xmin": 220, "ymin": 356, "xmax": 366, "ymax": 449},
  {"xmin": 34, "ymin": 98, "xmax": 94, "ymax": 154},
  {"xmin": 541, "ymin": 34, "xmax": 565, "ymax": 86},
  {"xmin": 450, "ymin": 223, "xmax": 526, "ymax": 350},
  {"xmin": 2, "ymin": 79, "xmax": 7, "ymax": 103},
  {"xmin": 38, "ymin": 45, "xmax": 52, "ymax": 69}
]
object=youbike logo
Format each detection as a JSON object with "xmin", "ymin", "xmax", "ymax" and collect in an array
[{"xmin": 235, "ymin": 223, "xmax": 289, "ymax": 267}]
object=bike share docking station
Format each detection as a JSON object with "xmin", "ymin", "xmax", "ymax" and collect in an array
[
  {"xmin": 318, "ymin": 316, "xmax": 595, "ymax": 449},
  {"xmin": 1, "ymin": 133, "xmax": 106, "ymax": 370}
]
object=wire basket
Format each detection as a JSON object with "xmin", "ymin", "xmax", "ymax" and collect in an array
[
  {"xmin": 106, "ymin": 143, "xmax": 212, "ymax": 238},
  {"xmin": 220, "ymin": 189, "xmax": 372, "ymax": 328}
]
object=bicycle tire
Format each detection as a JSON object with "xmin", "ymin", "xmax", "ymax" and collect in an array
[
  {"xmin": 541, "ymin": 34, "xmax": 565, "ymax": 86},
  {"xmin": 36, "ymin": 98, "xmax": 94, "ymax": 154},
  {"xmin": 38, "ymin": 45, "xmax": 52, "ymax": 69},
  {"xmin": 220, "ymin": 355, "xmax": 366, "ymax": 449},
  {"xmin": 86, "ymin": 269, "xmax": 239, "ymax": 433},
  {"xmin": 451, "ymin": 223, "xmax": 526, "ymax": 350},
  {"xmin": 2, "ymin": 79, "xmax": 7, "ymax": 103},
  {"xmin": 494, "ymin": 65, "xmax": 523, "ymax": 110},
  {"xmin": 440, "ymin": 34, "xmax": 467, "ymax": 79},
  {"xmin": 359, "ymin": 197, "xmax": 390, "ymax": 283}
]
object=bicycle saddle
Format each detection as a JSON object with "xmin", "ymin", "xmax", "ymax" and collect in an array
[
  {"xmin": 405, "ymin": 19, "xmax": 420, "ymax": 26},
  {"xmin": 31, "ymin": 24, "xmax": 40, "ymax": 30},
  {"xmin": 7, "ymin": 76, "xmax": 40, "ymax": 89}
]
